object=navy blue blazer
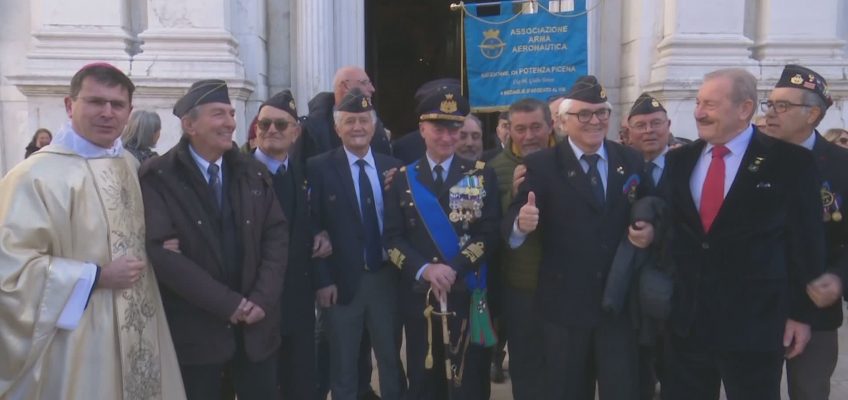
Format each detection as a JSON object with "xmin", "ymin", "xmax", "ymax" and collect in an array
[
  {"xmin": 808, "ymin": 133, "xmax": 848, "ymax": 330},
  {"xmin": 383, "ymin": 155, "xmax": 501, "ymax": 318},
  {"xmin": 504, "ymin": 139, "xmax": 650, "ymax": 328},
  {"xmin": 308, "ymin": 147, "xmax": 402, "ymax": 305},
  {"xmin": 664, "ymin": 128, "xmax": 825, "ymax": 352}
]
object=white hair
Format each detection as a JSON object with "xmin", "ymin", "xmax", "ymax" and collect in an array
[{"xmin": 333, "ymin": 110, "xmax": 377, "ymax": 126}]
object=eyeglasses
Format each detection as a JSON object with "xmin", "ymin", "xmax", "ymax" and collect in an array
[
  {"xmin": 630, "ymin": 119, "xmax": 667, "ymax": 131},
  {"xmin": 257, "ymin": 118, "xmax": 296, "ymax": 132},
  {"xmin": 343, "ymin": 78, "xmax": 372, "ymax": 87},
  {"xmin": 565, "ymin": 108, "xmax": 611, "ymax": 123},
  {"xmin": 760, "ymin": 100, "xmax": 811, "ymax": 114}
]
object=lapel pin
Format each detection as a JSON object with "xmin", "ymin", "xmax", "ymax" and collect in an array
[
  {"xmin": 616, "ymin": 166, "xmax": 625, "ymax": 175},
  {"xmin": 568, "ymin": 170, "xmax": 577, "ymax": 178}
]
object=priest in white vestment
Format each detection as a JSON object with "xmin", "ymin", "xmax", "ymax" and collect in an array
[{"xmin": 0, "ymin": 63, "xmax": 185, "ymax": 400}]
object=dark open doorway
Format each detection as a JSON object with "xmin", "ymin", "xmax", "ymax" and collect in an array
[{"xmin": 364, "ymin": 0, "xmax": 463, "ymax": 138}]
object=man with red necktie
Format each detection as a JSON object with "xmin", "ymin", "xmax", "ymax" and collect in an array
[{"xmin": 653, "ymin": 68, "xmax": 825, "ymax": 400}]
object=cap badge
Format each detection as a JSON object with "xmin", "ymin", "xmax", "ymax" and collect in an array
[
  {"xmin": 440, "ymin": 93, "xmax": 458, "ymax": 113},
  {"xmin": 289, "ymin": 99, "xmax": 296, "ymax": 111},
  {"xmin": 361, "ymin": 97, "xmax": 369, "ymax": 108},
  {"xmin": 790, "ymin": 74, "xmax": 803, "ymax": 85},
  {"xmin": 651, "ymin": 99, "xmax": 660, "ymax": 108},
  {"xmin": 599, "ymin": 86, "xmax": 607, "ymax": 99}
]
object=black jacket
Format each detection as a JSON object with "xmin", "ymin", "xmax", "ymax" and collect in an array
[
  {"xmin": 503, "ymin": 139, "xmax": 651, "ymax": 328},
  {"xmin": 308, "ymin": 147, "xmax": 402, "ymax": 305},
  {"xmin": 808, "ymin": 132, "xmax": 848, "ymax": 330},
  {"xmin": 663, "ymin": 129, "xmax": 825, "ymax": 352}
]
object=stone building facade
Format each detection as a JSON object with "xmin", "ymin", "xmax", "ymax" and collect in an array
[{"xmin": 0, "ymin": 0, "xmax": 845, "ymax": 174}]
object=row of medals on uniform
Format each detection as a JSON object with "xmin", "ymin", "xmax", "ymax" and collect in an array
[{"xmin": 450, "ymin": 175, "xmax": 485, "ymax": 247}]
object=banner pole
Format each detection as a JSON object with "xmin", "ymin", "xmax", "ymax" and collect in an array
[{"xmin": 460, "ymin": 3, "xmax": 465, "ymax": 97}]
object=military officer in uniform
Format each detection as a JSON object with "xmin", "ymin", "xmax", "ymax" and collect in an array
[
  {"xmin": 762, "ymin": 64, "xmax": 847, "ymax": 400},
  {"xmin": 384, "ymin": 85, "xmax": 501, "ymax": 400}
]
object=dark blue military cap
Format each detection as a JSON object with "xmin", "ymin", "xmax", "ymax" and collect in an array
[
  {"xmin": 334, "ymin": 87, "xmax": 374, "ymax": 113},
  {"xmin": 565, "ymin": 75, "xmax": 607, "ymax": 104},
  {"xmin": 416, "ymin": 85, "xmax": 469, "ymax": 128},
  {"xmin": 775, "ymin": 64, "xmax": 833, "ymax": 108},
  {"xmin": 260, "ymin": 90, "xmax": 298, "ymax": 119},
  {"xmin": 173, "ymin": 79, "xmax": 231, "ymax": 117},
  {"xmin": 628, "ymin": 92, "xmax": 666, "ymax": 120}
]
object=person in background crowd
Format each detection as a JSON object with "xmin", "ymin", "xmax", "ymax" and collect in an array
[
  {"xmin": 304, "ymin": 66, "xmax": 392, "ymax": 159},
  {"xmin": 548, "ymin": 94, "xmax": 566, "ymax": 138},
  {"xmin": 618, "ymin": 119, "xmax": 631, "ymax": 146},
  {"xmin": 24, "ymin": 127, "xmax": 52, "ymax": 158},
  {"xmin": 122, "ymin": 110, "xmax": 161, "ymax": 164},
  {"xmin": 490, "ymin": 97, "xmax": 556, "ymax": 399},
  {"xmin": 823, "ymin": 128, "xmax": 848, "ymax": 150},
  {"xmin": 242, "ymin": 115, "xmax": 259, "ymax": 154},
  {"xmin": 457, "ymin": 113, "xmax": 484, "ymax": 162},
  {"xmin": 141, "ymin": 79, "xmax": 288, "ymax": 400},
  {"xmin": 627, "ymin": 93, "xmax": 672, "ymax": 190},
  {"xmin": 495, "ymin": 111, "xmax": 510, "ymax": 148},
  {"xmin": 0, "ymin": 62, "xmax": 186, "ymax": 399},
  {"xmin": 761, "ymin": 64, "xmax": 846, "ymax": 400}
]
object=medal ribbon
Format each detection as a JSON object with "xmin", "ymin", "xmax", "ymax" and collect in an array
[{"xmin": 406, "ymin": 160, "xmax": 487, "ymax": 290}]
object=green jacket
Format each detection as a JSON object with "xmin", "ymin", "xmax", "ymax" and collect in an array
[{"xmin": 490, "ymin": 146, "xmax": 543, "ymax": 292}]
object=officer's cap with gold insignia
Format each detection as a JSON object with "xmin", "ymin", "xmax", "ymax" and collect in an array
[
  {"xmin": 173, "ymin": 79, "xmax": 231, "ymax": 118},
  {"xmin": 259, "ymin": 90, "xmax": 298, "ymax": 119},
  {"xmin": 414, "ymin": 78, "xmax": 461, "ymax": 105},
  {"xmin": 628, "ymin": 92, "xmax": 666, "ymax": 120},
  {"xmin": 775, "ymin": 64, "xmax": 833, "ymax": 109},
  {"xmin": 565, "ymin": 75, "xmax": 607, "ymax": 104},
  {"xmin": 417, "ymin": 85, "xmax": 470, "ymax": 128},
  {"xmin": 334, "ymin": 87, "xmax": 373, "ymax": 113}
]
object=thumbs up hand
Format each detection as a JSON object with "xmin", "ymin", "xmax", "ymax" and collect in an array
[{"xmin": 517, "ymin": 191, "xmax": 539, "ymax": 234}]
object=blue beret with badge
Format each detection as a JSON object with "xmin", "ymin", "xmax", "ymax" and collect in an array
[
  {"xmin": 628, "ymin": 92, "xmax": 666, "ymax": 120},
  {"xmin": 565, "ymin": 75, "xmax": 607, "ymax": 104},
  {"xmin": 260, "ymin": 89, "xmax": 298, "ymax": 119},
  {"xmin": 334, "ymin": 87, "xmax": 374, "ymax": 113},
  {"xmin": 775, "ymin": 64, "xmax": 833, "ymax": 109}
]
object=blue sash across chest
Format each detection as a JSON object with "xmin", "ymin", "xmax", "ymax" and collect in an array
[{"xmin": 405, "ymin": 160, "xmax": 486, "ymax": 290}]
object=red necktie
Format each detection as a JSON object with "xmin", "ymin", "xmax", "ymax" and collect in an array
[{"xmin": 699, "ymin": 145, "xmax": 730, "ymax": 233}]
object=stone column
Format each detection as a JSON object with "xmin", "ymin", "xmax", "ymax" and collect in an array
[
  {"xmin": 333, "ymin": 1, "xmax": 366, "ymax": 68},
  {"xmin": 132, "ymin": 0, "xmax": 254, "ymax": 150},
  {"xmin": 643, "ymin": 0, "xmax": 756, "ymax": 140},
  {"xmin": 25, "ymin": 0, "xmax": 134, "ymax": 72},
  {"xmin": 752, "ymin": 0, "xmax": 845, "ymax": 80},
  {"xmin": 133, "ymin": 0, "xmax": 246, "ymax": 79},
  {"xmin": 650, "ymin": 0, "xmax": 755, "ymax": 82},
  {"xmin": 293, "ymin": 0, "xmax": 335, "ymax": 111}
]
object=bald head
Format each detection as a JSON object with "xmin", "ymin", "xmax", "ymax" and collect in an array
[{"xmin": 333, "ymin": 66, "xmax": 375, "ymax": 104}]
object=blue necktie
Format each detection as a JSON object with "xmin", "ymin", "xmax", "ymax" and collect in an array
[
  {"xmin": 356, "ymin": 159, "xmax": 382, "ymax": 271},
  {"xmin": 582, "ymin": 154, "xmax": 605, "ymax": 206},
  {"xmin": 433, "ymin": 164, "xmax": 445, "ymax": 192},
  {"xmin": 207, "ymin": 163, "xmax": 222, "ymax": 207}
]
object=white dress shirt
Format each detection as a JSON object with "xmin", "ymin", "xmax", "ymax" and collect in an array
[{"xmin": 689, "ymin": 124, "xmax": 753, "ymax": 211}]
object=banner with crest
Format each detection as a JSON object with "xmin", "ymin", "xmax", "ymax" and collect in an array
[{"xmin": 461, "ymin": 0, "xmax": 588, "ymax": 111}]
